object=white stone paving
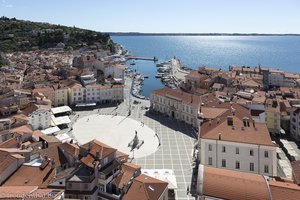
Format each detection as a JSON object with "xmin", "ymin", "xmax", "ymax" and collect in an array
[{"xmin": 72, "ymin": 114, "xmax": 158, "ymax": 158}]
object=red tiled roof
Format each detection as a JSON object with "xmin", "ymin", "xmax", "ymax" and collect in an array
[
  {"xmin": 3, "ymin": 164, "xmax": 55, "ymax": 187},
  {"xmin": 0, "ymin": 153, "xmax": 18, "ymax": 175},
  {"xmin": 80, "ymin": 139, "xmax": 117, "ymax": 168},
  {"xmin": 123, "ymin": 174, "xmax": 168, "ymax": 200},
  {"xmin": 269, "ymin": 179, "xmax": 300, "ymax": 200},
  {"xmin": 38, "ymin": 143, "xmax": 68, "ymax": 168},
  {"xmin": 200, "ymin": 103, "xmax": 275, "ymax": 146},
  {"xmin": 203, "ymin": 166, "xmax": 270, "ymax": 200},
  {"xmin": 10, "ymin": 124, "xmax": 32, "ymax": 135},
  {"xmin": 115, "ymin": 162, "xmax": 141, "ymax": 189},
  {"xmin": 152, "ymin": 88, "xmax": 218, "ymax": 107},
  {"xmin": 291, "ymin": 160, "xmax": 300, "ymax": 185}
]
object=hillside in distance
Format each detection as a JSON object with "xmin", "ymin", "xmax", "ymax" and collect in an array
[{"xmin": 0, "ymin": 16, "xmax": 114, "ymax": 52}]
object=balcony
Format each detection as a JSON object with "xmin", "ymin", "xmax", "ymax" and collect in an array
[{"xmin": 98, "ymin": 160, "xmax": 120, "ymax": 184}]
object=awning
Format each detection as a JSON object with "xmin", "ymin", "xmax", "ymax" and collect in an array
[
  {"xmin": 51, "ymin": 106, "xmax": 72, "ymax": 115},
  {"xmin": 141, "ymin": 169, "xmax": 178, "ymax": 189},
  {"xmin": 51, "ymin": 115, "xmax": 71, "ymax": 126},
  {"xmin": 41, "ymin": 126, "xmax": 61, "ymax": 135}
]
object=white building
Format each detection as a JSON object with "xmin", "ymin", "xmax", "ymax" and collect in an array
[
  {"xmin": 70, "ymin": 83, "xmax": 124, "ymax": 105},
  {"xmin": 290, "ymin": 108, "xmax": 300, "ymax": 141},
  {"xmin": 104, "ymin": 64, "xmax": 125, "ymax": 84},
  {"xmin": 267, "ymin": 72, "xmax": 296, "ymax": 88},
  {"xmin": 151, "ymin": 88, "xmax": 205, "ymax": 128},
  {"xmin": 22, "ymin": 104, "xmax": 51, "ymax": 131},
  {"xmin": 198, "ymin": 103, "xmax": 277, "ymax": 176}
]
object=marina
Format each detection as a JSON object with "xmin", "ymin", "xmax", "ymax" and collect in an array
[{"xmin": 155, "ymin": 58, "xmax": 191, "ymax": 89}]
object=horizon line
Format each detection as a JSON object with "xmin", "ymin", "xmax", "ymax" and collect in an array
[{"xmin": 107, "ymin": 32, "xmax": 300, "ymax": 36}]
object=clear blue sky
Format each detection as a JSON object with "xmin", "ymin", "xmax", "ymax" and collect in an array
[{"xmin": 1, "ymin": 0, "xmax": 300, "ymax": 33}]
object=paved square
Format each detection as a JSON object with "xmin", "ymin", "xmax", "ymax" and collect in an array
[
  {"xmin": 72, "ymin": 114, "xmax": 159, "ymax": 158},
  {"xmin": 65, "ymin": 82, "xmax": 196, "ymax": 199}
]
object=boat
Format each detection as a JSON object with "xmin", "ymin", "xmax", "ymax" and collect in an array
[
  {"xmin": 155, "ymin": 73, "xmax": 164, "ymax": 78},
  {"xmin": 156, "ymin": 60, "xmax": 171, "ymax": 67},
  {"xmin": 130, "ymin": 61, "xmax": 136, "ymax": 65},
  {"xmin": 144, "ymin": 75, "xmax": 149, "ymax": 78}
]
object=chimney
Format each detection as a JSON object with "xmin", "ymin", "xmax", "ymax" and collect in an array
[
  {"xmin": 253, "ymin": 121, "xmax": 256, "ymax": 128},
  {"xmin": 217, "ymin": 117, "xmax": 220, "ymax": 124},
  {"xmin": 231, "ymin": 106, "xmax": 236, "ymax": 115},
  {"xmin": 218, "ymin": 133, "xmax": 222, "ymax": 140}
]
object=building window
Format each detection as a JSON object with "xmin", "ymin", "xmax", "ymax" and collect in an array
[
  {"xmin": 264, "ymin": 151, "xmax": 269, "ymax": 158},
  {"xmin": 250, "ymin": 149, "xmax": 254, "ymax": 156},
  {"xmin": 222, "ymin": 159, "xmax": 226, "ymax": 167},
  {"xmin": 250, "ymin": 163, "xmax": 254, "ymax": 171},
  {"xmin": 208, "ymin": 157, "xmax": 213, "ymax": 165},
  {"xmin": 208, "ymin": 144, "xmax": 212, "ymax": 151},
  {"xmin": 222, "ymin": 146, "xmax": 226, "ymax": 153},
  {"xmin": 236, "ymin": 147, "xmax": 239, "ymax": 154},
  {"xmin": 99, "ymin": 184, "xmax": 105, "ymax": 192},
  {"xmin": 68, "ymin": 183, "xmax": 72, "ymax": 189},
  {"xmin": 264, "ymin": 165, "xmax": 269, "ymax": 173},
  {"xmin": 236, "ymin": 161, "xmax": 240, "ymax": 169}
]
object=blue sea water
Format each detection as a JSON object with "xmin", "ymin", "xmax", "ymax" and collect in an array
[{"xmin": 112, "ymin": 36, "xmax": 300, "ymax": 97}]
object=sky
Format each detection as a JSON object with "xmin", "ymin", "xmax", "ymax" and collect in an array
[{"xmin": 1, "ymin": 0, "xmax": 300, "ymax": 34}]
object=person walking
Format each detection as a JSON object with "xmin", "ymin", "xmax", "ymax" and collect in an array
[{"xmin": 187, "ymin": 186, "xmax": 190, "ymax": 195}]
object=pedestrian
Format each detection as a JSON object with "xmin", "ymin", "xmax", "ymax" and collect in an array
[{"xmin": 187, "ymin": 186, "xmax": 190, "ymax": 195}]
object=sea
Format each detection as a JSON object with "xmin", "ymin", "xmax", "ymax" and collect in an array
[{"xmin": 112, "ymin": 36, "xmax": 300, "ymax": 97}]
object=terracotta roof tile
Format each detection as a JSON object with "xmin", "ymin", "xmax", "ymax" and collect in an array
[
  {"xmin": 269, "ymin": 179, "xmax": 300, "ymax": 200},
  {"xmin": 123, "ymin": 174, "xmax": 168, "ymax": 200},
  {"xmin": 203, "ymin": 166, "xmax": 270, "ymax": 200},
  {"xmin": 58, "ymin": 142, "xmax": 79, "ymax": 157},
  {"xmin": 115, "ymin": 162, "xmax": 141, "ymax": 189},
  {"xmin": 3, "ymin": 164, "xmax": 55, "ymax": 187},
  {"xmin": 0, "ymin": 153, "xmax": 18, "ymax": 175},
  {"xmin": 0, "ymin": 137, "xmax": 19, "ymax": 148},
  {"xmin": 80, "ymin": 139, "xmax": 117, "ymax": 168},
  {"xmin": 291, "ymin": 160, "xmax": 300, "ymax": 185},
  {"xmin": 38, "ymin": 143, "xmax": 68, "ymax": 168},
  {"xmin": 200, "ymin": 103, "xmax": 275, "ymax": 146},
  {"xmin": 152, "ymin": 88, "xmax": 218, "ymax": 107},
  {"xmin": 10, "ymin": 124, "xmax": 33, "ymax": 135}
]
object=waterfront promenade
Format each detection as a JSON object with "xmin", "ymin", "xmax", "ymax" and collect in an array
[{"xmin": 171, "ymin": 58, "xmax": 190, "ymax": 81}]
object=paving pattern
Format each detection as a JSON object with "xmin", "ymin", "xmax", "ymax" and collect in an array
[
  {"xmin": 64, "ymin": 77, "xmax": 196, "ymax": 199},
  {"xmin": 72, "ymin": 114, "xmax": 159, "ymax": 158}
]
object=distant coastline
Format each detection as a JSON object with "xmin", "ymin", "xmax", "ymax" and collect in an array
[{"xmin": 108, "ymin": 32, "xmax": 300, "ymax": 36}]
